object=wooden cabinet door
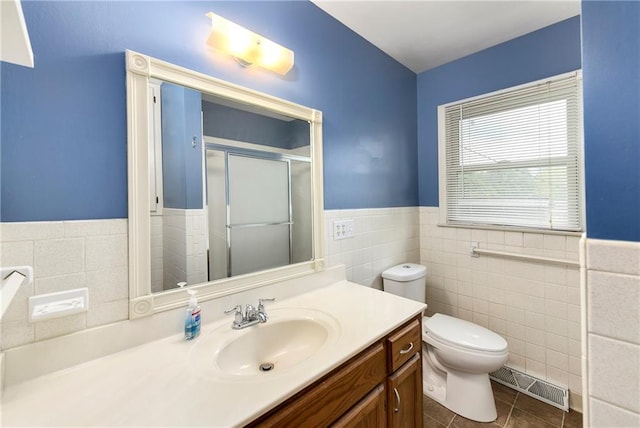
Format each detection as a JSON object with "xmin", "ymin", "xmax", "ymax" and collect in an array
[
  {"xmin": 250, "ymin": 344, "xmax": 386, "ymax": 427},
  {"xmin": 387, "ymin": 353, "xmax": 422, "ymax": 428},
  {"xmin": 331, "ymin": 384, "xmax": 386, "ymax": 428}
]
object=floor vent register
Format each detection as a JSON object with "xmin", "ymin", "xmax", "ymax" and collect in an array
[{"xmin": 490, "ymin": 365, "xmax": 569, "ymax": 411}]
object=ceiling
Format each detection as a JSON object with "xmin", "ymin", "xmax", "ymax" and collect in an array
[{"xmin": 310, "ymin": 1, "xmax": 581, "ymax": 73}]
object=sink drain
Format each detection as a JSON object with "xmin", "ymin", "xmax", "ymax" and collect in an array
[{"xmin": 259, "ymin": 362, "xmax": 274, "ymax": 372}]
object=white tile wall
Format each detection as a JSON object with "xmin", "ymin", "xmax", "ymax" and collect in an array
[
  {"xmin": 586, "ymin": 238, "xmax": 640, "ymax": 426},
  {"xmin": 590, "ymin": 397, "xmax": 640, "ymax": 428},
  {"xmin": 163, "ymin": 209, "xmax": 188, "ymax": 290},
  {"xmin": 161, "ymin": 209, "xmax": 207, "ymax": 290},
  {"xmin": 324, "ymin": 208, "xmax": 420, "ymax": 289},
  {"xmin": 150, "ymin": 216, "xmax": 164, "ymax": 293},
  {"xmin": 185, "ymin": 210, "xmax": 207, "ymax": 286},
  {"xmin": 588, "ymin": 271, "xmax": 640, "ymax": 344},
  {"xmin": 34, "ymin": 238, "xmax": 85, "ymax": 277},
  {"xmin": 0, "ymin": 220, "xmax": 128, "ymax": 350},
  {"xmin": 419, "ymin": 207, "xmax": 583, "ymax": 406}
]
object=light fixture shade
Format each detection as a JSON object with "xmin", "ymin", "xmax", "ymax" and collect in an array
[{"xmin": 206, "ymin": 12, "xmax": 294, "ymax": 75}]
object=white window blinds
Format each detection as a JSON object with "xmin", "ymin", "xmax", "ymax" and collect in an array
[{"xmin": 441, "ymin": 73, "xmax": 583, "ymax": 231}]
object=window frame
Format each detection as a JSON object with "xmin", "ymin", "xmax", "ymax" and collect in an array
[{"xmin": 437, "ymin": 71, "xmax": 584, "ymax": 234}]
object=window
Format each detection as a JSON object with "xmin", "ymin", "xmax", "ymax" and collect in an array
[{"xmin": 438, "ymin": 72, "xmax": 583, "ymax": 232}]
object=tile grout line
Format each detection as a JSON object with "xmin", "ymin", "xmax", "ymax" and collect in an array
[
  {"xmin": 587, "ymin": 331, "xmax": 640, "ymax": 347},
  {"xmin": 502, "ymin": 392, "xmax": 518, "ymax": 427},
  {"xmin": 587, "ymin": 396, "xmax": 639, "ymax": 416},
  {"xmin": 503, "ymin": 405, "xmax": 514, "ymax": 427}
]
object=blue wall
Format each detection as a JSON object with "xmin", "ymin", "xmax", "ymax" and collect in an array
[
  {"xmin": 0, "ymin": 1, "xmax": 418, "ymax": 221},
  {"xmin": 416, "ymin": 17, "xmax": 582, "ymax": 207},
  {"xmin": 582, "ymin": 1, "xmax": 640, "ymax": 242},
  {"xmin": 160, "ymin": 84, "xmax": 203, "ymax": 210},
  {"xmin": 202, "ymin": 101, "xmax": 309, "ymax": 149},
  {"xmin": 5, "ymin": 3, "xmax": 636, "ymax": 242}
]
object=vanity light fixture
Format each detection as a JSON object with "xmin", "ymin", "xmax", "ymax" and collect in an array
[{"xmin": 206, "ymin": 12, "xmax": 294, "ymax": 75}]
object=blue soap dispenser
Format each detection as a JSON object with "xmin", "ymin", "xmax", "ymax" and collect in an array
[{"xmin": 185, "ymin": 289, "xmax": 201, "ymax": 340}]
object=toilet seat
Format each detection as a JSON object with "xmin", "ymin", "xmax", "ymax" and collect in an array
[{"xmin": 423, "ymin": 314, "xmax": 507, "ymax": 354}]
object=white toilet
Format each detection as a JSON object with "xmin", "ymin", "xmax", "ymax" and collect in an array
[{"xmin": 382, "ymin": 263, "xmax": 508, "ymax": 423}]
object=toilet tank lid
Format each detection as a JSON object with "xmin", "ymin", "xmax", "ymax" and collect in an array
[
  {"xmin": 424, "ymin": 314, "xmax": 508, "ymax": 352},
  {"xmin": 382, "ymin": 263, "xmax": 426, "ymax": 281}
]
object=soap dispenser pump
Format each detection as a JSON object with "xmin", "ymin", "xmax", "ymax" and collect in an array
[{"xmin": 184, "ymin": 289, "xmax": 201, "ymax": 340}]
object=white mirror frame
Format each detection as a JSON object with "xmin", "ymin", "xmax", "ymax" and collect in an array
[{"xmin": 126, "ymin": 50, "xmax": 324, "ymax": 319}]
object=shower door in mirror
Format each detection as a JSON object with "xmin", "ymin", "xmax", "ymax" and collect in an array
[
  {"xmin": 228, "ymin": 154, "xmax": 291, "ymax": 276},
  {"xmin": 206, "ymin": 147, "xmax": 312, "ymax": 280}
]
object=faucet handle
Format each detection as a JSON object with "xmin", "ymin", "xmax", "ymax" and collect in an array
[
  {"xmin": 258, "ymin": 298, "xmax": 275, "ymax": 311},
  {"xmin": 224, "ymin": 304, "xmax": 242, "ymax": 315},
  {"xmin": 224, "ymin": 305, "xmax": 244, "ymax": 323}
]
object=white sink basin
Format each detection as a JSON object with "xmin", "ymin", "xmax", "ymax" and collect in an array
[
  {"xmin": 217, "ymin": 318, "xmax": 329, "ymax": 375},
  {"xmin": 189, "ymin": 308, "xmax": 340, "ymax": 379}
]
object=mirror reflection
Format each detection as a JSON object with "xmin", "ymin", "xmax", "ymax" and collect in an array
[{"xmin": 148, "ymin": 81, "xmax": 312, "ymax": 293}]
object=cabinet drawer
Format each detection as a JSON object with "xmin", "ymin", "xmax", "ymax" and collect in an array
[
  {"xmin": 386, "ymin": 318, "xmax": 421, "ymax": 373},
  {"xmin": 250, "ymin": 343, "xmax": 386, "ymax": 427}
]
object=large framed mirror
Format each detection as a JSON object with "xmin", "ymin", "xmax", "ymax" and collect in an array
[{"xmin": 126, "ymin": 51, "xmax": 324, "ymax": 319}]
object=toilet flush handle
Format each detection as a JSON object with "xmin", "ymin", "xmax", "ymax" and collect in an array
[{"xmin": 399, "ymin": 341, "xmax": 414, "ymax": 355}]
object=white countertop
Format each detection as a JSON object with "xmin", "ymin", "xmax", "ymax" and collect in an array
[{"xmin": 1, "ymin": 281, "xmax": 425, "ymax": 427}]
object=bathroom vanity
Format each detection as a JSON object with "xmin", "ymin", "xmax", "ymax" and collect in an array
[
  {"xmin": 249, "ymin": 316, "xmax": 422, "ymax": 427},
  {"xmin": 1, "ymin": 281, "xmax": 426, "ymax": 427}
]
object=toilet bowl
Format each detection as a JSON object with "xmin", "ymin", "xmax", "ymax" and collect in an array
[
  {"xmin": 382, "ymin": 263, "xmax": 509, "ymax": 423},
  {"xmin": 422, "ymin": 313, "xmax": 508, "ymax": 422}
]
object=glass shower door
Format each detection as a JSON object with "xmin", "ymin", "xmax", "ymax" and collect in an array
[{"xmin": 227, "ymin": 154, "xmax": 291, "ymax": 276}]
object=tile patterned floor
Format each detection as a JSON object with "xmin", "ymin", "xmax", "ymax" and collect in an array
[{"xmin": 423, "ymin": 381, "xmax": 583, "ymax": 428}]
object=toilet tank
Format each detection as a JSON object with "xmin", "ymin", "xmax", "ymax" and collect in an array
[{"xmin": 381, "ymin": 263, "xmax": 427, "ymax": 303}]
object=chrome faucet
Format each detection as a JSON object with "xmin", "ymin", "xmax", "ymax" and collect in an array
[{"xmin": 224, "ymin": 298, "xmax": 275, "ymax": 329}]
